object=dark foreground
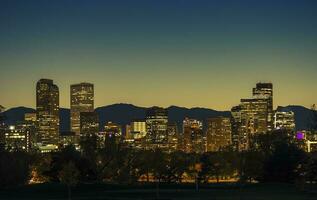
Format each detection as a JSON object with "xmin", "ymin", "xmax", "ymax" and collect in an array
[{"xmin": 0, "ymin": 183, "xmax": 316, "ymax": 200}]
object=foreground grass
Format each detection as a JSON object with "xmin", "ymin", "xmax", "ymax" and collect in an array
[{"xmin": 0, "ymin": 182, "xmax": 316, "ymax": 200}]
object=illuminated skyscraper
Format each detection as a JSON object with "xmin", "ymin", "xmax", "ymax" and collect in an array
[
  {"xmin": 70, "ymin": 83, "xmax": 94, "ymax": 135},
  {"xmin": 274, "ymin": 111, "xmax": 295, "ymax": 131},
  {"xmin": 206, "ymin": 117, "xmax": 232, "ymax": 152},
  {"xmin": 230, "ymin": 83, "xmax": 273, "ymax": 151},
  {"xmin": 239, "ymin": 98, "xmax": 269, "ymax": 150},
  {"xmin": 36, "ymin": 79, "xmax": 59, "ymax": 146},
  {"xmin": 182, "ymin": 118, "xmax": 204, "ymax": 153},
  {"xmin": 167, "ymin": 122, "xmax": 178, "ymax": 152},
  {"xmin": 253, "ymin": 83, "xmax": 273, "ymax": 130},
  {"xmin": 129, "ymin": 120, "xmax": 147, "ymax": 139},
  {"xmin": 145, "ymin": 107, "xmax": 168, "ymax": 149},
  {"xmin": 231, "ymin": 106, "xmax": 242, "ymax": 151}
]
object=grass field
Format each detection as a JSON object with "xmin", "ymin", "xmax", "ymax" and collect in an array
[{"xmin": 0, "ymin": 183, "xmax": 316, "ymax": 200}]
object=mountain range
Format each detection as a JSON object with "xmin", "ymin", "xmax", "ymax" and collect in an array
[{"xmin": 2, "ymin": 103, "xmax": 316, "ymax": 132}]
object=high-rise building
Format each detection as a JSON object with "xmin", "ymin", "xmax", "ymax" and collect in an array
[
  {"xmin": 238, "ymin": 98, "xmax": 268, "ymax": 150},
  {"xmin": 253, "ymin": 83, "xmax": 273, "ymax": 130},
  {"xmin": 274, "ymin": 111, "xmax": 295, "ymax": 131},
  {"xmin": 80, "ymin": 112, "xmax": 99, "ymax": 136},
  {"xmin": 182, "ymin": 118, "xmax": 204, "ymax": 153},
  {"xmin": 4, "ymin": 125, "xmax": 32, "ymax": 152},
  {"xmin": 230, "ymin": 106, "xmax": 242, "ymax": 151},
  {"xmin": 167, "ymin": 122, "xmax": 178, "ymax": 152},
  {"xmin": 36, "ymin": 79, "xmax": 59, "ymax": 146},
  {"xmin": 230, "ymin": 83, "xmax": 273, "ymax": 151},
  {"xmin": 129, "ymin": 120, "xmax": 147, "ymax": 139},
  {"xmin": 206, "ymin": 117, "xmax": 232, "ymax": 152},
  {"xmin": 70, "ymin": 83, "xmax": 94, "ymax": 135},
  {"xmin": 145, "ymin": 107, "xmax": 168, "ymax": 149}
]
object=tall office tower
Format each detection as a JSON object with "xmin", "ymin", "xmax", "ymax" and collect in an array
[
  {"xmin": 167, "ymin": 122, "xmax": 178, "ymax": 152},
  {"xmin": 253, "ymin": 83, "xmax": 273, "ymax": 130},
  {"xmin": 80, "ymin": 112, "xmax": 99, "ymax": 136},
  {"xmin": 183, "ymin": 118, "xmax": 204, "ymax": 153},
  {"xmin": 129, "ymin": 120, "xmax": 147, "ymax": 139},
  {"xmin": 145, "ymin": 107, "xmax": 168, "ymax": 149},
  {"xmin": 70, "ymin": 83, "xmax": 94, "ymax": 135},
  {"xmin": 36, "ymin": 79, "xmax": 59, "ymax": 146},
  {"xmin": 274, "ymin": 111, "xmax": 295, "ymax": 131},
  {"xmin": 239, "ymin": 98, "xmax": 269, "ymax": 150},
  {"xmin": 206, "ymin": 117, "xmax": 232, "ymax": 152},
  {"xmin": 231, "ymin": 106, "xmax": 242, "ymax": 151}
]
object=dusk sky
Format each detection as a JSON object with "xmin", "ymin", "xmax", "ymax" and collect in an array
[{"xmin": 1, "ymin": 0, "xmax": 317, "ymax": 110}]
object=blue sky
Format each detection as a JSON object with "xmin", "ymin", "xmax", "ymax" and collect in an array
[{"xmin": 1, "ymin": 0, "xmax": 317, "ymax": 110}]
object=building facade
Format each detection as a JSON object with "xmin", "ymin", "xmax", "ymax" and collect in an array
[
  {"xmin": 4, "ymin": 125, "xmax": 32, "ymax": 152},
  {"xmin": 274, "ymin": 111, "xmax": 295, "ymax": 131},
  {"xmin": 182, "ymin": 118, "xmax": 204, "ymax": 153},
  {"xmin": 252, "ymin": 83, "xmax": 273, "ymax": 131},
  {"xmin": 206, "ymin": 117, "xmax": 232, "ymax": 152},
  {"xmin": 70, "ymin": 83, "xmax": 94, "ymax": 135},
  {"xmin": 36, "ymin": 79, "xmax": 59, "ymax": 146},
  {"xmin": 80, "ymin": 111, "xmax": 99, "ymax": 136},
  {"xmin": 145, "ymin": 107, "xmax": 168, "ymax": 149}
]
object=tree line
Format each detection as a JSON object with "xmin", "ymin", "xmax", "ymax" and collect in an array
[{"xmin": 1, "ymin": 130, "xmax": 317, "ymax": 189}]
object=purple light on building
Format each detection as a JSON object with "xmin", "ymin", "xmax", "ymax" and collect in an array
[{"xmin": 296, "ymin": 131, "xmax": 304, "ymax": 140}]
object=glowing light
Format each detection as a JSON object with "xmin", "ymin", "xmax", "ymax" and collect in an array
[{"xmin": 296, "ymin": 131, "xmax": 304, "ymax": 140}]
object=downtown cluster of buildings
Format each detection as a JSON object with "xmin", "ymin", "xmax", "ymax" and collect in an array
[{"xmin": 1, "ymin": 79, "xmax": 316, "ymax": 153}]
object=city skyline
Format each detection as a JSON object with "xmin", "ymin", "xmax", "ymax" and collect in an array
[
  {"xmin": 1, "ymin": 1, "xmax": 317, "ymax": 199},
  {"xmin": 1, "ymin": 0, "xmax": 317, "ymax": 110}
]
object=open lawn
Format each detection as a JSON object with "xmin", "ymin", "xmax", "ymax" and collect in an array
[{"xmin": 0, "ymin": 183, "xmax": 316, "ymax": 200}]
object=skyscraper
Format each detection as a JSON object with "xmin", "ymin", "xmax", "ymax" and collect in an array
[
  {"xmin": 231, "ymin": 106, "xmax": 242, "ymax": 151},
  {"xmin": 36, "ymin": 79, "xmax": 59, "ymax": 146},
  {"xmin": 206, "ymin": 117, "xmax": 232, "ymax": 152},
  {"xmin": 239, "ymin": 98, "xmax": 269, "ymax": 150},
  {"xmin": 182, "ymin": 118, "xmax": 204, "ymax": 153},
  {"xmin": 129, "ymin": 119, "xmax": 147, "ymax": 139},
  {"xmin": 167, "ymin": 122, "xmax": 179, "ymax": 152},
  {"xmin": 145, "ymin": 106, "xmax": 168, "ymax": 149},
  {"xmin": 70, "ymin": 83, "xmax": 94, "ymax": 135},
  {"xmin": 253, "ymin": 83, "xmax": 273, "ymax": 130},
  {"xmin": 231, "ymin": 83, "xmax": 273, "ymax": 151},
  {"xmin": 274, "ymin": 111, "xmax": 295, "ymax": 131}
]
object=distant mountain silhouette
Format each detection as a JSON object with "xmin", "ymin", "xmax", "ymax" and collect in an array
[
  {"xmin": 95, "ymin": 103, "xmax": 146, "ymax": 131},
  {"xmin": 3, "ymin": 107, "xmax": 69, "ymax": 132},
  {"xmin": 3, "ymin": 107, "xmax": 35, "ymax": 125},
  {"xmin": 3, "ymin": 104, "xmax": 316, "ymax": 132}
]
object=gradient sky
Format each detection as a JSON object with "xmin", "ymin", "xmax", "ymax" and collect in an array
[{"xmin": 1, "ymin": 0, "xmax": 317, "ymax": 110}]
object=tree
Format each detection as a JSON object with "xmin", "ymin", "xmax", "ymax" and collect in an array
[
  {"xmin": 238, "ymin": 151, "xmax": 264, "ymax": 183},
  {"xmin": 250, "ymin": 130, "xmax": 307, "ymax": 183},
  {"xmin": 200, "ymin": 152, "xmax": 234, "ymax": 183},
  {"xmin": 164, "ymin": 151, "xmax": 190, "ymax": 183},
  {"xmin": 0, "ymin": 151, "xmax": 31, "ymax": 188},
  {"xmin": 58, "ymin": 161, "xmax": 80, "ymax": 200}
]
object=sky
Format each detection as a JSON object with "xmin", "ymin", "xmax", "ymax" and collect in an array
[{"xmin": 1, "ymin": 0, "xmax": 317, "ymax": 110}]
